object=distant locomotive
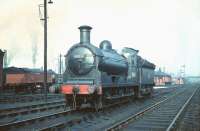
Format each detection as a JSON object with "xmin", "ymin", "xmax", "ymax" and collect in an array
[{"xmin": 61, "ymin": 25, "xmax": 155, "ymax": 110}]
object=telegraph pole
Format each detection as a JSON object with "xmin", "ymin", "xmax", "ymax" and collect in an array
[
  {"xmin": 58, "ymin": 54, "xmax": 63, "ymax": 84},
  {"xmin": 42, "ymin": 0, "xmax": 53, "ymax": 102},
  {"xmin": 59, "ymin": 54, "xmax": 62, "ymax": 75},
  {"xmin": 44, "ymin": 0, "xmax": 47, "ymax": 102}
]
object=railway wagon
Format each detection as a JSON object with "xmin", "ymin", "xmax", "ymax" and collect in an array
[
  {"xmin": 5, "ymin": 73, "xmax": 54, "ymax": 85},
  {"xmin": 60, "ymin": 25, "xmax": 155, "ymax": 110},
  {"xmin": 3, "ymin": 67, "xmax": 55, "ymax": 92}
]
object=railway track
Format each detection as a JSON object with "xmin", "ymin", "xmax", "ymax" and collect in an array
[
  {"xmin": 0, "ymin": 99, "xmax": 66, "ymax": 123},
  {"xmin": 0, "ymin": 100, "xmax": 69, "ymax": 130},
  {"xmin": 0, "ymin": 94, "xmax": 64, "ymax": 103},
  {"xmin": 0, "ymin": 108, "xmax": 76, "ymax": 131},
  {"xmin": 38, "ymin": 86, "xmax": 185, "ymax": 131},
  {"xmin": 0, "ymin": 86, "xmax": 185, "ymax": 131},
  {"xmin": 39, "ymin": 96, "xmax": 137, "ymax": 131},
  {"xmin": 106, "ymin": 85, "xmax": 199, "ymax": 131},
  {"xmin": 0, "ymin": 97, "xmax": 129, "ymax": 131},
  {"xmin": 175, "ymin": 85, "xmax": 200, "ymax": 131}
]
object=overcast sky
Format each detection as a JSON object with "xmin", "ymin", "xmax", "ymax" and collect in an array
[{"xmin": 0, "ymin": 0, "xmax": 200, "ymax": 76}]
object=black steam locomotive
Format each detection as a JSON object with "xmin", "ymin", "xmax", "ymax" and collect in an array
[{"xmin": 61, "ymin": 25, "xmax": 155, "ymax": 110}]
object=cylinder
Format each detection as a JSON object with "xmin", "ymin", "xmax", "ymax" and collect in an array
[{"xmin": 78, "ymin": 25, "xmax": 92, "ymax": 44}]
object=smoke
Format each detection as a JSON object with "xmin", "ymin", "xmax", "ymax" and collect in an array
[
  {"xmin": 5, "ymin": 37, "xmax": 18, "ymax": 67},
  {"xmin": 6, "ymin": 50, "xmax": 15, "ymax": 67},
  {"xmin": 30, "ymin": 33, "xmax": 38, "ymax": 68}
]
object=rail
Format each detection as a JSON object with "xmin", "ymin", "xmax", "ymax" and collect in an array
[{"xmin": 105, "ymin": 87, "xmax": 198, "ymax": 131}]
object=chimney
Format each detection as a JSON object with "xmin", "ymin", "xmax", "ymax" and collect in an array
[{"xmin": 78, "ymin": 25, "xmax": 92, "ymax": 44}]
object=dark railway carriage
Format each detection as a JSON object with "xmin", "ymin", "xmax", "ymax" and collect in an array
[{"xmin": 61, "ymin": 25, "xmax": 155, "ymax": 110}]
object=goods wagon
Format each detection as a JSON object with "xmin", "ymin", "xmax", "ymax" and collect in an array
[{"xmin": 2, "ymin": 67, "xmax": 55, "ymax": 93}]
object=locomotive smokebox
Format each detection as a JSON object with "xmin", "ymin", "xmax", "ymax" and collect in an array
[{"xmin": 79, "ymin": 25, "xmax": 92, "ymax": 44}]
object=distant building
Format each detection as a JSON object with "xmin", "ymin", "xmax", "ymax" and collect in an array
[
  {"xmin": 172, "ymin": 77, "xmax": 184, "ymax": 85},
  {"xmin": 154, "ymin": 70, "xmax": 172, "ymax": 86}
]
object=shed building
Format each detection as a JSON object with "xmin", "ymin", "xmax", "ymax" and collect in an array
[{"xmin": 154, "ymin": 70, "xmax": 172, "ymax": 86}]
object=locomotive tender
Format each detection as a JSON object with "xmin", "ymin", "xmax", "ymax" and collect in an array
[{"xmin": 61, "ymin": 25, "xmax": 155, "ymax": 110}]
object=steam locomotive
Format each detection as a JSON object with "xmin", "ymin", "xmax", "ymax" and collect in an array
[{"xmin": 61, "ymin": 25, "xmax": 155, "ymax": 110}]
